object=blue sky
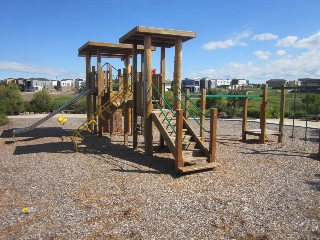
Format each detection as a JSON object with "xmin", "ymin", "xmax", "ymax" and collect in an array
[{"xmin": 1, "ymin": 0, "xmax": 320, "ymax": 83}]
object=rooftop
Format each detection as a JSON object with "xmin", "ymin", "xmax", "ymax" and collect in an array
[{"xmin": 119, "ymin": 26, "xmax": 196, "ymax": 48}]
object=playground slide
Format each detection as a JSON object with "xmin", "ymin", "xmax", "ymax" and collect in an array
[{"xmin": 13, "ymin": 89, "xmax": 92, "ymax": 135}]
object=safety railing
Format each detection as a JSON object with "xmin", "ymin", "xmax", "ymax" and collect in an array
[
  {"xmin": 151, "ymin": 83, "xmax": 176, "ymax": 133},
  {"xmin": 173, "ymin": 83, "xmax": 209, "ymax": 132}
]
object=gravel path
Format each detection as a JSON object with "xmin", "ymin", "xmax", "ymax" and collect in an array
[{"xmin": 0, "ymin": 116, "xmax": 319, "ymax": 239}]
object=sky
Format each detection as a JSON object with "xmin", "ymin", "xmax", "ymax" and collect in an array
[{"xmin": 0, "ymin": 0, "xmax": 320, "ymax": 83}]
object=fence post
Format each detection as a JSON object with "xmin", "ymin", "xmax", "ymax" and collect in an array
[
  {"xmin": 242, "ymin": 94, "xmax": 248, "ymax": 141},
  {"xmin": 209, "ymin": 108, "xmax": 218, "ymax": 163},
  {"xmin": 175, "ymin": 109, "xmax": 184, "ymax": 172},
  {"xmin": 184, "ymin": 88, "xmax": 190, "ymax": 120},
  {"xmin": 200, "ymin": 88, "xmax": 206, "ymax": 141},
  {"xmin": 260, "ymin": 84, "xmax": 267, "ymax": 143},
  {"xmin": 278, "ymin": 85, "xmax": 285, "ymax": 143}
]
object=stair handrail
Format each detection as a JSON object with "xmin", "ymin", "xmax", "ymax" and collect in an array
[
  {"xmin": 173, "ymin": 83, "xmax": 209, "ymax": 132},
  {"xmin": 151, "ymin": 83, "xmax": 176, "ymax": 117},
  {"xmin": 152, "ymin": 95, "xmax": 176, "ymax": 133}
]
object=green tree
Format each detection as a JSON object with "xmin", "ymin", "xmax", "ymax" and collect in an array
[
  {"xmin": 29, "ymin": 91, "xmax": 54, "ymax": 113},
  {"xmin": 0, "ymin": 83, "xmax": 24, "ymax": 115}
]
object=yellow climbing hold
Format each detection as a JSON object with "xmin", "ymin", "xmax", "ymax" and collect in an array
[
  {"xmin": 22, "ymin": 207, "xmax": 30, "ymax": 214},
  {"xmin": 58, "ymin": 115, "xmax": 68, "ymax": 125}
]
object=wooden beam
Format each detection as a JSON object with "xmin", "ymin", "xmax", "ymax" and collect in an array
[
  {"xmin": 173, "ymin": 39, "xmax": 182, "ymax": 110},
  {"xmin": 97, "ymin": 48, "xmax": 103, "ymax": 137},
  {"xmin": 200, "ymin": 88, "xmax": 206, "ymax": 141},
  {"xmin": 160, "ymin": 45, "xmax": 166, "ymax": 148},
  {"xmin": 209, "ymin": 108, "xmax": 218, "ymax": 163},
  {"xmin": 175, "ymin": 109, "xmax": 184, "ymax": 172},
  {"xmin": 144, "ymin": 35, "xmax": 153, "ymax": 156},
  {"xmin": 242, "ymin": 94, "xmax": 248, "ymax": 141},
  {"xmin": 278, "ymin": 85, "xmax": 285, "ymax": 144},
  {"xmin": 133, "ymin": 42, "xmax": 138, "ymax": 150},
  {"xmin": 260, "ymin": 84, "xmax": 268, "ymax": 143},
  {"xmin": 184, "ymin": 88, "xmax": 190, "ymax": 120},
  {"xmin": 91, "ymin": 66, "xmax": 97, "ymax": 135},
  {"xmin": 124, "ymin": 55, "xmax": 131, "ymax": 146},
  {"xmin": 85, "ymin": 52, "xmax": 93, "ymax": 132}
]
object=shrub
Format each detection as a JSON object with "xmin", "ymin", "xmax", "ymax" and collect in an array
[
  {"xmin": 29, "ymin": 91, "xmax": 54, "ymax": 113},
  {"xmin": 0, "ymin": 83, "xmax": 24, "ymax": 115},
  {"xmin": 247, "ymin": 108, "xmax": 261, "ymax": 119},
  {"xmin": 0, "ymin": 113, "xmax": 8, "ymax": 126}
]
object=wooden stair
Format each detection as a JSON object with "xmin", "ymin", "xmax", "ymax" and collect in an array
[{"xmin": 152, "ymin": 109, "xmax": 218, "ymax": 173}]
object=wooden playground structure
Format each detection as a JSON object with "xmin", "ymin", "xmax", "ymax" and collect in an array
[
  {"xmin": 73, "ymin": 26, "xmax": 219, "ymax": 173},
  {"xmin": 73, "ymin": 26, "xmax": 319, "ymax": 173}
]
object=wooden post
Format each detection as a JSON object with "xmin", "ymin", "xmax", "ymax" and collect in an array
[
  {"xmin": 173, "ymin": 39, "xmax": 182, "ymax": 110},
  {"xmin": 140, "ymin": 52, "xmax": 145, "ymax": 135},
  {"xmin": 278, "ymin": 85, "xmax": 285, "ymax": 143},
  {"xmin": 184, "ymin": 88, "xmax": 190, "ymax": 120},
  {"xmin": 260, "ymin": 84, "xmax": 268, "ymax": 143},
  {"xmin": 97, "ymin": 48, "xmax": 103, "ymax": 137},
  {"xmin": 209, "ymin": 108, "xmax": 218, "ymax": 163},
  {"xmin": 144, "ymin": 35, "xmax": 153, "ymax": 156},
  {"xmin": 200, "ymin": 88, "xmax": 206, "ymax": 141},
  {"xmin": 85, "ymin": 52, "xmax": 93, "ymax": 132},
  {"xmin": 133, "ymin": 43, "xmax": 138, "ymax": 150},
  {"xmin": 108, "ymin": 64, "xmax": 113, "ymax": 92},
  {"xmin": 160, "ymin": 45, "xmax": 166, "ymax": 148},
  {"xmin": 175, "ymin": 109, "xmax": 184, "ymax": 172},
  {"xmin": 242, "ymin": 94, "xmax": 248, "ymax": 141},
  {"xmin": 91, "ymin": 66, "xmax": 97, "ymax": 135},
  {"xmin": 124, "ymin": 55, "xmax": 131, "ymax": 146}
]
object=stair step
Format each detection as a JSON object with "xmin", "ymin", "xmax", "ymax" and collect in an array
[
  {"xmin": 182, "ymin": 141, "xmax": 197, "ymax": 150},
  {"xmin": 182, "ymin": 149, "xmax": 204, "ymax": 157},
  {"xmin": 178, "ymin": 162, "xmax": 218, "ymax": 173},
  {"xmin": 184, "ymin": 156, "xmax": 208, "ymax": 164},
  {"xmin": 170, "ymin": 134, "xmax": 192, "ymax": 141}
]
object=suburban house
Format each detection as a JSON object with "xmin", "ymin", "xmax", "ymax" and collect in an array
[
  {"xmin": 181, "ymin": 78, "xmax": 200, "ymax": 92},
  {"xmin": 74, "ymin": 78, "xmax": 86, "ymax": 91},
  {"xmin": 25, "ymin": 78, "xmax": 57, "ymax": 92},
  {"xmin": 230, "ymin": 78, "xmax": 248, "ymax": 89},
  {"xmin": 266, "ymin": 79, "xmax": 288, "ymax": 87},
  {"xmin": 58, "ymin": 79, "xmax": 75, "ymax": 92},
  {"xmin": 299, "ymin": 78, "xmax": 320, "ymax": 92}
]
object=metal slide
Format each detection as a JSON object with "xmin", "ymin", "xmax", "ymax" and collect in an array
[{"xmin": 13, "ymin": 89, "xmax": 92, "ymax": 135}]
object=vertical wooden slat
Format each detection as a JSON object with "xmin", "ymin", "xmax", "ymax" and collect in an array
[
  {"xmin": 278, "ymin": 85, "xmax": 285, "ymax": 143},
  {"xmin": 200, "ymin": 88, "xmax": 206, "ymax": 141},
  {"xmin": 175, "ymin": 109, "xmax": 184, "ymax": 172},
  {"xmin": 97, "ymin": 48, "xmax": 103, "ymax": 137},
  {"xmin": 144, "ymin": 35, "xmax": 153, "ymax": 156},
  {"xmin": 160, "ymin": 45, "xmax": 166, "ymax": 148},
  {"xmin": 173, "ymin": 39, "xmax": 182, "ymax": 110},
  {"xmin": 184, "ymin": 88, "xmax": 190, "ymax": 120},
  {"xmin": 242, "ymin": 95, "xmax": 248, "ymax": 141},
  {"xmin": 124, "ymin": 55, "xmax": 130, "ymax": 146},
  {"xmin": 260, "ymin": 84, "xmax": 268, "ymax": 143},
  {"xmin": 209, "ymin": 108, "xmax": 218, "ymax": 163},
  {"xmin": 85, "ymin": 52, "xmax": 93, "ymax": 132},
  {"xmin": 133, "ymin": 43, "xmax": 138, "ymax": 150},
  {"xmin": 91, "ymin": 66, "xmax": 97, "ymax": 135}
]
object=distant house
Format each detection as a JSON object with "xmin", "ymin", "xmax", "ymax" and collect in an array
[
  {"xmin": 299, "ymin": 78, "xmax": 320, "ymax": 92},
  {"xmin": 213, "ymin": 79, "xmax": 231, "ymax": 88},
  {"xmin": 25, "ymin": 78, "xmax": 57, "ymax": 92},
  {"xmin": 231, "ymin": 78, "xmax": 248, "ymax": 89},
  {"xmin": 74, "ymin": 78, "xmax": 85, "ymax": 91},
  {"xmin": 266, "ymin": 79, "xmax": 288, "ymax": 88},
  {"xmin": 200, "ymin": 77, "xmax": 213, "ymax": 89},
  {"xmin": 59, "ymin": 79, "xmax": 75, "ymax": 92}
]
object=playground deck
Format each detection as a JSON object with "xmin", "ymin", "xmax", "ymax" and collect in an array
[{"xmin": 1, "ymin": 116, "xmax": 319, "ymax": 239}]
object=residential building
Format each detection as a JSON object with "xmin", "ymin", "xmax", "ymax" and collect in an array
[
  {"xmin": 266, "ymin": 79, "xmax": 288, "ymax": 87},
  {"xmin": 59, "ymin": 79, "xmax": 75, "ymax": 92},
  {"xmin": 200, "ymin": 77, "xmax": 213, "ymax": 89},
  {"xmin": 24, "ymin": 78, "xmax": 57, "ymax": 92},
  {"xmin": 299, "ymin": 78, "xmax": 320, "ymax": 92},
  {"xmin": 74, "ymin": 78, "xmax": 85, "ymax": 91},
  {"xmin": 213, "ymin": 79, "xmax": 231, "ymax": 88},
  {"xmin": 231, "ymin": 78, "xmax": 248, "ymax": 89}
]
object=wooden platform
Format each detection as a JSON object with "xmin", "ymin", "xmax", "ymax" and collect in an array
[{"xmin": 119, "ymin": 26, "xmax": 196, "ymax": 48}]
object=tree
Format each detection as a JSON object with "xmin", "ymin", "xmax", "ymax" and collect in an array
[
  {"xmin": 0, "ymin": 83, "xmax": 24, "ymax": 115},
  {"xmin": 29, "ymin": 91, "xmax": 54, "ymax": 113}
]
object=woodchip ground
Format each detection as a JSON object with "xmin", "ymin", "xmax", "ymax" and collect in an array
[{"xmin": 0, "ymin": 115, "xmax": 319, "ymax": 239}]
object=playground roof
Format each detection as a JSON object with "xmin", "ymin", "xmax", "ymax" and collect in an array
[
  {"xmin": 78, "ymin": 41, "xmax": 147, "ymax": 58},
  {"xmin": 119, "ymin": 26, "xmax": 196, "ymax": 48}
]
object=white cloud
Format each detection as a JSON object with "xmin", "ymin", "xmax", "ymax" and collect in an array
[
  {"xmin": 252, "ymin": 33, "xmax": 278, "ymax": 41},
  {"xmin": 275, "ymin": 36, "xmax": 298, "ymax": 47},
  {"xmin": 254, "ymin": 50, "xmax": 270, "ymax": 60},
  {"xmin": 188, "ymin": 48, "xmax": 320, "ymax": 82},
  {"xmin": 0, "ymin": 61, "xmax": 72, "ymax": 76},
  {"xmin": 295, "ymin": 31, "xmax": 320, "ymax": 49},
  {"xmin": 203, "ymin": 31, "xmax": 249, "ymax": 50},
  {"xmin": 276, "ymin": 50, "xmax": 287, "ymax": 56},
  {"xmin": 203, "ymin": 39, "xmax": 235, "ymax": 50}
]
